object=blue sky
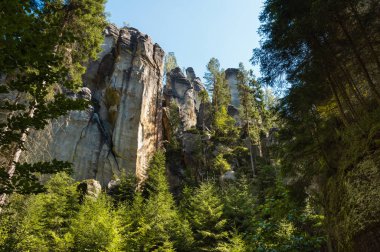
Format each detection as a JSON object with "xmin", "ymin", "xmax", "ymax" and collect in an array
[{"xmin": 105, "ymin": 0, "xmax": 263, "ymax": 80}]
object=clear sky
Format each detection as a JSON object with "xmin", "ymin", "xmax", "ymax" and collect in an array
[{"xmin": 105, "ymin": 0, "xmax": 263, "ymax": 80}]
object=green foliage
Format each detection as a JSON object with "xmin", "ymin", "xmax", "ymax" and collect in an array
[
  {"xmin": 164, "ymin": 52, "xmax": 179, "ymax": 77},
  {"xmin": 237, "ymin": 63, "xmax": 261, "ymax": 142},
  {"xmin": 199, "ymin": 89, "xmax": 210, "ymax": 104},
  {"xmin": 222, "ymin": 177, "xmax": 256, "ymax": 232},
  {"xmin": 0, "ymin": 0, "xmax": 107, "ymax": 195},
  {"xmin": 247, "ymin": 181, "xmax": 325, "ymax": 252},
  {"xmin": 213, "ymin": 154, "xmax": 231, "ymax": 173},
  {"xmin": 122, "ymin": 151, "xmax": 194, "ymax": 251},
  {"xmin": 0, "ymin": 152, "xmax": 327, "ymax": 252},
  {"xmin": 108, "ymin": 173, "xmax": 137, "ymax": 204},
  {"xmin": 0, "ymin": 160, "xmax": 73, "ymax": 195},
  {"xmin": 68, "ymin": 195, "xmax": 123, "ymax": 252},
  {"xmin": 11, "ymin": 173, "xmax": 80, "ymax": 251},
  {"xmin": 217, "ymin": 232, "xmax": 247, "ymax": 252},
  {"xmin": 0, "ymin": 173, "xmax": 123, "ymax": 252},
  {"xmin": 167, "ymin": 102, "xmax": 181, "ymax": 151},
  {"xmin": 254, "ymin": 1, "xmax": 380, "ymax": 248},
  {"xmin": 181, "ymin": 182, "xmax": 228, "ymax": 251},
  {"xmin": 261, "ymin": 87, "xmax": 278, "ymax": 132},
  {"xmin": 0, "ymin": 193, "xmax": 29, "ymax": 251},
  {"xmin": 143, "ymin": 150, "xmax": 170, "ymax": 196},
  {"xmin": 204, "ymin": 58, "xmax": 231, "ymax": 112},
  {"xmin": 324, "ymin": 123, "xmax": 380, "ymax": 251},
  {"xmin": 213, "ymin": 106, "xmax": 238, "ymax": 138}
]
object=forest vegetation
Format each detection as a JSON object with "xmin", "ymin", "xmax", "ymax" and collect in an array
[{"xmin": 0, "ymin": 0, "xmax": 380, "ymax": 251}]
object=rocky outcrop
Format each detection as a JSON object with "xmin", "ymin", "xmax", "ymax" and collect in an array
[
  {"xmin": 77, "ymin": 179, "xmax": 102, "ymax": 200},
  {"xmin": 225, "ymin": 68, "xmax": 240, "ymax": 108},
  {"xmin": 22, "ymin": 25, "xmax": 164, "ymax": 185},
  {"xmin": 163, "ymin": 67, "xmax": 206, "ymax": 131},
  {"xmin": 162, "ymin": 67, "xmax": 208, "ymax": 191}
]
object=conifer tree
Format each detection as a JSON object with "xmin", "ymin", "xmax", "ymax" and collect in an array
[
  {"xmin": 181, "ymin": 182, "xmax": 228, "ymax": 251},
  {"xmin": 204, "ymin": 58, "xmax": 231, "ymax": 112},
  {"xmin": 237, "ymin": 63, "xmax": 262, "ymax": 175},
  {"xmin": 204, "ymin": 59, "xmax": 237, "ymax": 142},
  {"xmin": 122, "ymin": 151, "xmax": 194, "ymax": 251},
  {"xmin": 68, "ymin": 195, "xmax": 123, "ymax": 251},
  {"xmin": 164, "ymin": 52, "xmax": 179, "ymax": 77},
  {"xmin": 12, "ymin": 173, "xmax": 80, "ymax": 251},
  {"xmin": 216, "ymin": 232, "xmax": 247, "ymax": 252},
  {"xmin": 222, "ymin": 177, "xmax": 256, "ymax": 232},
  {"xmin": 0, "ymin": 0, "xmax": 107, "ymax": 200}
]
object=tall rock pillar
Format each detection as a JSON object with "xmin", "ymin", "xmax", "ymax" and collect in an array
[
  {"xmin": 22, "ymin": 25, "xmax": 164, "ymax": 185},
  {"xmin": 225, "ymin": 68, "xmax": 240, "ymax": 108}
]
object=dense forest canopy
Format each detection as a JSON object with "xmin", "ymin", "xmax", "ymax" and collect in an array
[
  {"xmin": 253, "ymin": 0, "xmax": 380, "ymax": 250},
  {"xmin": 0, "ymin": 0, "xmax": 379, "ymax": 251}
]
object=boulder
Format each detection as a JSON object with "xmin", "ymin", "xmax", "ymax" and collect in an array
[{"xmin": 77, "ymin": 179, "xmax": 102, "ymax": 199}]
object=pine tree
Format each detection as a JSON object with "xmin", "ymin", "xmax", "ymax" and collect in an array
[
  {"xmin": 181, "ymin": 182, "xmax": 228, "ymax": 251},
  {"xmin": 12, "ymin": 173, "xmax": 80, "ymax": 251},
  {"xmin": 222, "ymin": 177, "xmax": 256, "ymax": 232},
  {"xmin": 0, "ymin": 0, "xmax": 107, "ymax": 200},
  {"xmin": 68, "ymin": 195, "xmax": 123, "ymax": 252},
  {"xmin": 216, "ymin": 232, "xmax": 247, "ymax": 252},
  {"xmin": 164, "ymin": 52, "xmax": 179, "ymax": 77},
  {"xmin": 204, "ymin": 58, "xmax": 231, "ymax": 111},
  {"xmin": 0, "ymin": 194, "xmax": 28, "ymax": 251},
  {"xmin": 237, "ymin": 63, "xmax": 262, "ymax": 175},
  {"xmin": 122, "ymin": 151, "xmax": 194, "ymax": 251}
]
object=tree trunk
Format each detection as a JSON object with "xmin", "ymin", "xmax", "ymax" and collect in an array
[
  {"xmin": 319, "ymin": 34, "xmax": 368, "ymax": 108},
  {"xmin": 336, "ymin": 15, "xmax": 380, "ymax": 103},
  {"xmin": 332, "ymin": 75, "xmax": 358, "ymax": 121},
  {"xmin": 327, "ymin": 75, "xmax": 350, "ymax": 127},
  {"xmin": 348, "ymin": 1, "xmax": 380, "ymax": 71},
  {"xmin": 247, "ymin": 137, "xmax": 255, "ymax": 177},
  {"xmin": 0, "ymin": 106, "xmax": 35, "ymax": 207},
  {"xmin": 339, "ymin": 64, "xmax": 368, "ymax": 108}
]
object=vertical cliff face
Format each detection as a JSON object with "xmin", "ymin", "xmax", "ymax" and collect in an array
[
  {"xmin": 22, "ymin": 25, "xmax": 164, "ymax": 185},
  {"xmin": 163, "ymin": 67, "xmax": 206, "ymax": 131},
  {"xmin": 225, "ymin": 68, "xmax": 240, "ymax": 108}
]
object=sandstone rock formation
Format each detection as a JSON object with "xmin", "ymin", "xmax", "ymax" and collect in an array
[
  {"xmin": 77, "ymin": 179, "xmax": 102, "ymax": 199},
  {"xmin": 225, "ymin": 68, "xmax": 240, "ymax": 108},
  {"xmin": 163, "ymin": 67, "xmax": 206, "ymax": 131},
  {"xmin": 22, "ymin": 25, "xmax": 164, "ymax": 185}
]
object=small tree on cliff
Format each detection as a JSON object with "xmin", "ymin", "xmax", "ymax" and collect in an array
[
  {"xmin": 237, "ymin": 63, "xmax": 262, "ymax": 175},
  {"xmin": 204, "ymin": 58, "xmax": 231, "ymax": 112},
  {"xmin": 164, "ymin": 52, "xmax": 179, "ymax": 83},
  {"xmin": 0, "ymin": 0, "xmax": 107, "ymax": 199},
  {"xmin": 204, "ymin": 58, "xmax": 236, "ymax": 138}
]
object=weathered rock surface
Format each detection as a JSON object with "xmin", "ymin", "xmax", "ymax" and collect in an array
[
  {"xmin": 162, "ymin": 67, "xmax": 208, "ymax": 191},
  {"xmin": 77, "ymin": 179, "xmax": 102, "ymax": 199},
  {"xmin": 22, "ymin": 25, "xmax": 164, "ymax": 185},
  {"xmin": 225, "ymin": 68, "xmax": 240, "ymax": 108},
  {"xmin": 163, "ymin": 67, "xmax": 206, "ymax": 131}
]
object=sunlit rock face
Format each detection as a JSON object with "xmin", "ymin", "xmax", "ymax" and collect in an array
[
  {"xmin": 225, "ymin": 68, "xmax": 240, "ymax": 108},
  {"xmin": 185, "ymin": 67, "xmax": 205, "ymax": 111},
  {"xmin": 22, "ymin": 25, "xmax": 164, "ymax": 185},
  {"xmin": 163, "ymin": 67, "xmax": 206, "ymax": 131},
  {"xmin": 162, "ymin": 67, "xmax": 207, "ymax": 192}
]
